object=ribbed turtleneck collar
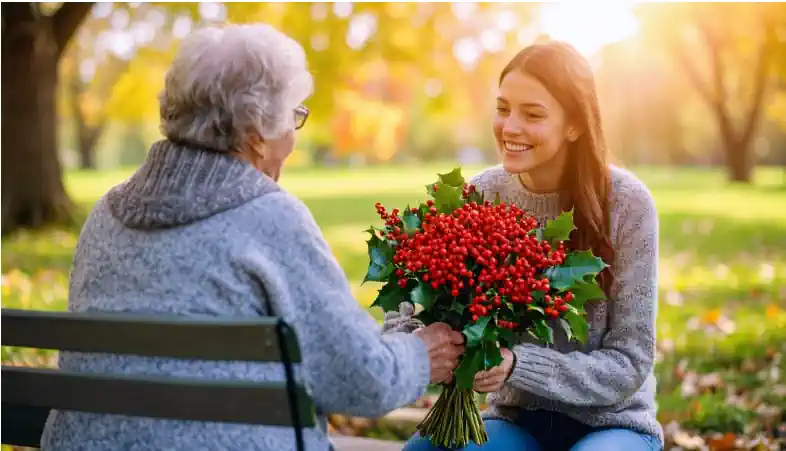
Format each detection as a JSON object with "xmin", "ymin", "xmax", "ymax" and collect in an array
[
  {"xmin": 106, "ymin": 140, "xmax": 280, "ymax": 229},
  {"xmin": 490, "ymin": 170, "xmax": 564, "ymax": 224}
]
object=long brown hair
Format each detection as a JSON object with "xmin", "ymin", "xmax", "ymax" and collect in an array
[{"xmin": 499, "ymin": 41, "xmax": 614, "ymax": 295}]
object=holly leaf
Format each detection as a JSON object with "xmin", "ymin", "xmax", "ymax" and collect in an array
[
  {"xmin": 533, "ymin": 319, "xmax": 554, "ymax": 344},
  {"xmin": 362, "ymin": 230, "xmax": 394, "ymax": 284},
  {"xmin": 498, "ymin": 327, "xmax": 517, "ymax": 348},
  {"xmin": 527, "ymin": 305, "xmax": 545, "ymax": 315},
  {"xmin": 437, "ymin": 167, "xmax": 465, "ymax": 187},
  {"xmin": 432, "ymin": 183, "xmax": 463, "ymax": 214},
  {"xmin": 401, "ymin": 207, "xmax": 421, "ymax": 235},
  {"xmin": 462, "ymin": 315, "xmax": 492, "ymax": 348},
  {"xmin": 564, "ymin": 310, "xmax": 589, "ymax": 344},
  {"xmin": 450, "ymin": 300, "xmax": 466, "ymax": 314},
  {"xmin": 371, "ymin": 282, "xmax": 408, "ymax": 312},
  {"xmin": 454, "ymin": 346, "xmax": 485, "ymax": 390},
  {"xmin": 493, "ymin": 192, "xmax": 502, "ymax": 206},
  {"xmin": 410, "ymin": 280, "xmax": 436, "ymax": 310},
  {"xmin": 559, "ymin": 318, "xmax": 573, "ymax": 342},
  {"xmin": 544, "ymin": 250, "xmax": 609, "ymax": 291},
  {"xmin": 530, "ymin": 290, "xmax": 545, "ymax": 303},
  {"xmin": 482, "ymin": 341, "xmax": 503, "ymax": 370},
  {"xmin": 542, "ymin": 209, "xmax": 576, "ymax": 244},
  {"xmin": 568, "ymin": 280, "xmax": 606, "ymax": 309}
]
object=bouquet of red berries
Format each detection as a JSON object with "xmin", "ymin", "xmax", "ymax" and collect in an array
[{"xmin": 363, "ymin": 168, "xmax": 608, "ymax": 448}]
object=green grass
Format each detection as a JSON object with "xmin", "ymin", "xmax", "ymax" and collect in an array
[{"xmin": 2, "ymin": 164, "xmax": 785, "ymax": 434}]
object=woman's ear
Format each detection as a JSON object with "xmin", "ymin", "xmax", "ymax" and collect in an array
[{"xmin": 566, "ymin": 125, "xmax": 583, "ymax": 143}]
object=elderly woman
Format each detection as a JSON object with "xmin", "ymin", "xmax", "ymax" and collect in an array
[{"xmin": 41, "ymin": 23, "xmax": 464, "ymax": 451}]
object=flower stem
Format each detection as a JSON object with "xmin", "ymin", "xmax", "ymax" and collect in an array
[{"xmin": 417, "ymin": 385, "xmax": 488, "ymax": 448}]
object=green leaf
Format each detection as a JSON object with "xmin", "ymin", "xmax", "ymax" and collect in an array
[
  {"xmin": 432, "ymin": 183, "xmax": 463, "ymax": 214},
  {"xmin": 530, "ymin": 290, "xmax": 545, "ymax": 303},
  {"xmin": 493, "ymin": 192, "xmax": 502, "ymax": 206},
  {"xmin": 527, "ymin": 305, "xmax": 545, "ymax": 315},
  {"xmin": 401, "ymin": 207, "xmax": 421, "ymax": 235},
  {"xmin": 449, "ymin": 300, "xmax": 466, "ymax": 314},
  {"xmin": 462, "ymin": 315, "xmax": 492, "ymax": 348},
  {"xmin": 533, "ymin": 319, "xmax": 554, "ymax": 344},
  {"xmin": 362, "ymin": 230, "xmax": 394, "ymax": 284},
  {"xmin": 559, "ymin": 318, "xmax": 573, "ymax": 342},
  {"xmin": 482, "ymin": 341, "xmax": 503, "ymax": 370},
  {"xmin": 569, "ymin": 280, "xmax": 606, "ymax": 309},
  {"xmin": 454, "ymin": 346, "xmax": 485, "ymax": 390},
  {"xmin": 542, "ymin": 209, "xmax": 576, "ymax": 244},
  {"xmin": 371, "ymin": 282, "xmax": 408, "ymax": 312},
  {"xmin": 437, "ymin": 167, "xmax": 465, "ymax": 187},
  {"xmin": 544, "ymin": 250, "xmax": 609, "ymax": 291},
  {"xmin": 410, "ymin": 280, "xmax": 436, "ymax": 310},
  {"xmin": 498, "ymin": 327, "xmax": 517, "ymax": 348},
  {"xmin": 564, "ymin": 310, "xmax": 589, "ymax": 344}
]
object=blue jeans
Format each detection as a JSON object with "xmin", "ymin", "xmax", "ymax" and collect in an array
[{"xmin": 402, "ymin": 410, "xmax": 662, "ymax": 451}]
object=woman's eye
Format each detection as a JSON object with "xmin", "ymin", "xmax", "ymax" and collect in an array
[
  {"xmin": 496, "ymin": 107, "xmax": 509, "ymax": 114},
  {"xmin": 527, "ymin": 112, "xmax": 544, "ymax": 120}
]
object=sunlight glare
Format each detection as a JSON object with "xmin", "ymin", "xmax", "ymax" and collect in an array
[{"xmin": 537, "ymin": 1, "xmax": 640, "ymax": 58}]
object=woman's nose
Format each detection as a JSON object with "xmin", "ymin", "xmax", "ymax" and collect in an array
[{"xmin": 502, "ymin": 116, "xmax": 525, "ymax": 137}]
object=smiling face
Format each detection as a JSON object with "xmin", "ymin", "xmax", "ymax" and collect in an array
[{"xmin": 493, "ymin": 70, "xmax": 575, "ymax": 182}]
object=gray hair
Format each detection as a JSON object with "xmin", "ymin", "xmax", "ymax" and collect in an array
[{"xmin": 159, "ymin": 23, "xmax": 313, "ymax": 152}]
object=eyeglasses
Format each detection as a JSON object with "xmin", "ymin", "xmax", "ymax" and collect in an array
[{"xmin": 294, "ymin": 104, "xmax": 309, "ymax": 130}]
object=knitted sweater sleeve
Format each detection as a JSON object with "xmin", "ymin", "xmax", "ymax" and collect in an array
[
  {"xmin": 241, "ymin": 192, "xmax": 430, "ymax": 417},
  {"xmin": 507, "ymin": 180, "xmax": 659, "ymax": 407}
]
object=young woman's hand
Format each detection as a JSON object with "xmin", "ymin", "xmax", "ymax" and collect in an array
[{"xmin": 472, "ymin": 348, "xmax": 515, "ymax": 393}]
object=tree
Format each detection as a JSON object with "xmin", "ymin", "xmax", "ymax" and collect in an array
[
  {"xmin": 636, "ymin": 3, "xmax": 785, "ymax": 182},
  {"xmin": 2, "ymin": 2, "xmax": 93, "ymax": 235}
]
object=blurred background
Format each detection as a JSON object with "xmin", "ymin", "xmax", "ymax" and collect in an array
[{"xmin": 2, "ymin": 2, "xmax": 785, "ymax": 449}]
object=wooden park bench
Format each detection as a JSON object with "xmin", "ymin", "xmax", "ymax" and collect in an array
[{"xmin": 1, "ymin": 308, "xmax": 317, "ymax": 450}]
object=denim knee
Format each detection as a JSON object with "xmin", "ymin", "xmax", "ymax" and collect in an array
[{"xmin": 402, "ymin": 419, "xmax": 542, "ymax": 451}]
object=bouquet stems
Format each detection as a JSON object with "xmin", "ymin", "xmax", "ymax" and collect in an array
[{"xmin": 417, "ymin": 384, "xmax": 488, "ymax": 449}]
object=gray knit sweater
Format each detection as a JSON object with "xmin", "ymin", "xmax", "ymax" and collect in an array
[
  {"xmin": 383, "ymin": 165, "xmax": 663, "ymax": 444},
  {"xmin": 41, "ymin": 140, "xmax": 431, "ymax": 451}
]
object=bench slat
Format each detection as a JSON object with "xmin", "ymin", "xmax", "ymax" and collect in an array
[
  {"xmin": 1, "ymin": 308, "xmax": 301, "ymax": 362},
  {"xmin": 1, "ymin": 405, "xmax": 49, "ymax": 448},
  {"xmin": 2, "ymin": 366, "xmax": 316, "ymax": 428}
]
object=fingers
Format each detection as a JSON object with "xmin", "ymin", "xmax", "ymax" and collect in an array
[
  {"xmin": 473, "ymin": 368, "xmax": 506, "ymax": 392},
  {"xmin": 473, "ymin": 377, "xmax": 504, "ymax": 393},
  {"xmin": 432, "ymin": 369, "xmax": 454, "ymax": 384},
  {"xmin": 451, "ymin": 331, "xmax": 466, "ymax": 345}
]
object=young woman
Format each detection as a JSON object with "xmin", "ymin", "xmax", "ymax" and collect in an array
[{"xmin": 384, "ymin": 41, "xmax": 662, "ymax": 451}]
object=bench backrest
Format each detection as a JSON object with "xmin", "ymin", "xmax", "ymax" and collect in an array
[{"xmin": 1, "ymin": 308, "xmax": 316, "ymax": 450}]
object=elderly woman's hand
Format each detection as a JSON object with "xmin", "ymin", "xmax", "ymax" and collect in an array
[{"xmin": 413, "ymin": 323, "xmax": 465, "ymax": 384}]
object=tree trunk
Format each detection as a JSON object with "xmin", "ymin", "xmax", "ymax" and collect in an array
[
  {"xmin": 1, "ymin": 2, "xmax": 93, "ymax": 236},
  {"xmin": 75, "ymin": 117, "xmax": 103, "ymax": 170},
  {"xmin": 722, "ymin": 139, "xmax": 753, "ymax": 183},
  {"xmin": 1, "ymin": 17, "xmax": 73, "ymax": 235}
]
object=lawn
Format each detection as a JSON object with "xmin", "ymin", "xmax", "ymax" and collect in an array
[{"xmin": 2, "ymin": 163, "xmax": 785, "ymax": 445}]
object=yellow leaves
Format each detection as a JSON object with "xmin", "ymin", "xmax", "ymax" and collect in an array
[
  {"xmin": 330, "ymin": 89, "xmax": 406, "ymax": 162},
  {"xmin": 104, "ymin": 60, "xmax": 166, "ymax": 122},
  {"xmin": 1, "ymin": 268, "xmax": 68, "ymax": 310},
  {"xmin": 765, "ymin": 90, "xmax": 786, "ymax": 129}
]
